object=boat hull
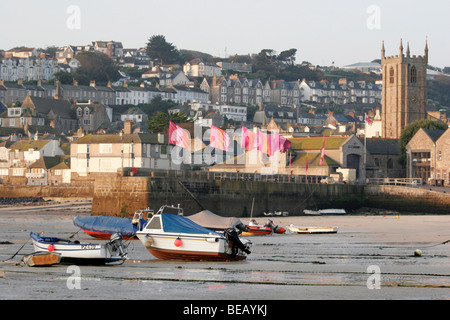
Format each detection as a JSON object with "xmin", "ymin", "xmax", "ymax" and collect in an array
[
  {"xmin": 136, "ymin": 233, "xmax": 247, "ymax": 261},
  {"xmin": 30, "ymin": 232, "xmax": 125, "ymax": 264},
  {"xmin": 287, "ymin": 225, "xmax": 338, "ymax": 234},
  {"xmin": 23, "ymin": 252, "xmax": 61, "ymax": 267},
  {"xmin": 81, "ymin": 229, "xmax": 137, "ymax": 241},
  {"xmin": 241, "ymin": 226, "xmax": 272, "ymax": 236}
]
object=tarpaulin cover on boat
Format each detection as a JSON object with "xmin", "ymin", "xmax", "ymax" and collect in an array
[
  {"xmin": 161, "ymin": 213, "xmax": 220, "ymax": 235},
  {"xmin": 186, "ymin": 210, "xmax": 242, "ymax": 231},
  {"xmin": 73, "ymin": 215, "xmax": 143, "ymax": 237}
]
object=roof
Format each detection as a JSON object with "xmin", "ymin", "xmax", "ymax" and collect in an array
[
  {"xmin": 71, "ymin": 133, "xmax": 168, "ymax": 145},
  {"xmin": 28, "ymin": 157, "xmax": 64, "ymax": 170},
  {"xmin": 361, "ymin": 139, "xmax": 400, "ymax": 155},
  {"xmin": 289, "ymin": 136, "xmax": 349, "ymax": 150},
  {"xmin": 291, "ymin": 152, "xmax": 341, "ymax": 167},
  {"xmin": 422, "ymin": 128, "xmax": 446, "ymax": 142},
  {"xmin": 8, "ymin": 139, "xmax": 50, "ymax": 152}
]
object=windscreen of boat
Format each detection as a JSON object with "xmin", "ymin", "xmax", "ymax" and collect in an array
[{"xmin": 144, "ymin": 216, "xmax": 162, "ymax": 230}]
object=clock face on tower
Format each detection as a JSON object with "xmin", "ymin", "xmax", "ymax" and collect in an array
[{"xmin": 411, "ymin": 95, "xmax": 417, "ymax": 103}]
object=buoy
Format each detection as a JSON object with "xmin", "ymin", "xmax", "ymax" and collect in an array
[
  {"xmin": 396, "ymin": 216, "xmax": 400, "ymax": 219},
  {"xmin": 47, "ymin": 244, "xmax": 55, "ymax": 252},
  {"xmin": 174, "ymin": 237, "xmax": 182, "ymax": 247},
  {"xmin": 414, "ymin": 249, "xmax": 422, "ymax": 257}
]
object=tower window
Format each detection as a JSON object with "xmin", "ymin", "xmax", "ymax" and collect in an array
[
  {"xmin": 389, "ymin": 67, "xmax": 395, "ymax": 84},
  {"xmin": 410, "ymin": 66, "xmax": 417, "ymax": 83}
]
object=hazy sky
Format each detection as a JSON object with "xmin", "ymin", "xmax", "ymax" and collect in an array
[{"xmin": 1, "ymin": 0, "xmax": 449, "ymax": 67}]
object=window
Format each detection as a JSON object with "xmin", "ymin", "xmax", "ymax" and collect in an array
[
  {"xmin": 410, "ymin": 66, "xmax": 417, "ymax": 83},
  {"xmin": 99, "ymin": 144, "xmax": 112, "ymax": 153},
  {"xmin": 389, "ymin": 67, "xmax": 394, "ymax": 84}
]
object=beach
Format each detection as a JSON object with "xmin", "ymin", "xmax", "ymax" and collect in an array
[{"xmin": 0, "ymin": 200, "xmax": 449, "ymax": 301}]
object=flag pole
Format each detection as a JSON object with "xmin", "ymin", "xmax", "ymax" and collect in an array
[{"xmin": 364, "ymin": 114, "xmax": 367, "ymax": 183}]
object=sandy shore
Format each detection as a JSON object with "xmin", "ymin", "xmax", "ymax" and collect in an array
[{"xmin": 0, "ymin": 200, "xmax": 449, "ymax": 301}]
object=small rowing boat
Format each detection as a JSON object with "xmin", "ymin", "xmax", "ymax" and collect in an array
[
  {"xmin": 286, "ymin": 224, "xmax": 338, "ymax": 234},
  {"xmin": 23, "ymin": 252, "xmax": 61, "ymax": 267},
  {"xmin": 30, "ymin": 232, "xmax": 128, "ymax": 264}
]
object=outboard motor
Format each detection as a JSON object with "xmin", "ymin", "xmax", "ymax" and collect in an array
[
  {"xmin": 109, "ymin": 233, "xmax": 128, "ymax": 260},
  {"xmin": 225, "ymin": 228, "xmax": 251, "ymax": 256}
]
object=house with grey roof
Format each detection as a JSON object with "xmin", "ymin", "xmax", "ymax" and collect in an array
[{"xmin": 70, "ymin": 121, "xmax": 179, "ymax": 176}]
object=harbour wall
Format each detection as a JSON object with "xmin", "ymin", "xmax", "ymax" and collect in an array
[{"xmin": 1, "ymin": 176, "xmax": 450, "ymax": 216}]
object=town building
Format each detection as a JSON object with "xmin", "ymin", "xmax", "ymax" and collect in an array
[
  {"xmin": 406, "ymin": 128, "xmax": 448, "ymax": 185},
  {"xmin": 381, "ymin": 40, "xmax": 428, "ymax": 139},
  {"xmin": 183, "ymin": 59, "xmax": 221, "ymax": 78},
  {"xmin": 70, "ymin": 121, "xmax": 179, "ymax": 177}
]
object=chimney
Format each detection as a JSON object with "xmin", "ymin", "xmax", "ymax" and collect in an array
[
  {"xmin": 124, "ymin": 120, "xmax": 132, "ymax": 135},
  {"xmin": 18, "ymin": 78, "xmax": 23, "ymax": 86},
  {"xmin": 73, "ymin": 80, "xmax": 78, "ymax": 86},
  {"xmin": 140, "ymin": 82, "xmax": 145, "ymax": 88},
  {"xmin": 90, "ymin": 80, "xmax": 96, "ymax": 88},
  {"xmin": 107, "ymin": 81, "xmax": 112, "ymax": 88},
  {"xmin": 123, "ymin": 81, "xmax": 128, "ymax": 88},
  {"xmin": 212, "ymin": 74, "xmax": 217, "ymax": 87}
]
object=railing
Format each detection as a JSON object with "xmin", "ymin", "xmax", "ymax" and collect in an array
[{"xmin": 368, "ymin": 178, "xmax": 423, "ymax": 186}]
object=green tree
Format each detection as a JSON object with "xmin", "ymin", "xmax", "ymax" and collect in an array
[
  {"xmin": 147, "ymin": 112, "xmax": 191, "ymax": 133},
  {"xmin": 146, "ymin": 35, "xmax": 181, "ymax": 65},
  {"xmin": 398, "ymin": 119, "xmax": 448, "ymax": 166},
  {"xmin": 53, "ymin": 70, "xmax": 74, "ymax": 84},
  {"xmin": 73, "ymin": 51, "xmax": 120, "ymax": 85}
]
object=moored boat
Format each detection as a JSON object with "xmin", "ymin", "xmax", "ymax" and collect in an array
[
  {"xmin": 286, "ymin": 224, "xmax": 338, "ymax": 234},
  {"xmin": 303, "ymin": 209, "xmax": 346, "ymax": 216},
  {"xmin": 23, "ymin": 252, "xmax": 61, "ymax": 267},
  {"xmin": 136, "ymin": 213, "xmax": 251, "ymax": 261},
  {"xmin": 241, "ymin": 219, "xmax": 272, "ymax": 236},
  {"xmin": 73, "ymin": 208, "xmax": 152, "ymax": 240},
  {"xmin": 30, "ymin": 232, "xmax": 128, "ymax": 264}
]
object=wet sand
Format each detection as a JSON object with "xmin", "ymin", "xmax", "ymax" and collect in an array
[{"xmin": 0, "ymin": 200, "xmax": 449, "ymax": 300}]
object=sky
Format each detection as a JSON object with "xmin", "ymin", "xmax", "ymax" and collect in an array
[{"xmin": 1, "ymin": 0, "xmax": 449, "ymax": 68}]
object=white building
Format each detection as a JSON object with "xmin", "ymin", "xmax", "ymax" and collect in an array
[
  {"xmin": 0, "ymin": 57, "xmax": 61, "ymax": 82},
  {"xmin": 183, "ymin": 59, "xmax": 222, "ymax": 78}
]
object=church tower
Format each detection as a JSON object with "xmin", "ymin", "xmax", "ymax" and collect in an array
[{"xmin": 381, "ymin": 40, "xmax": 428, "ymax": 139}]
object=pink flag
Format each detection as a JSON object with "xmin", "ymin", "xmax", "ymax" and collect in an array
[
  {"xmin": 241, "ymin": 127, "xmax": 257, "ymax": 150},
  {"xmin": 257, "ymin": 131, "xmax": 271, "ymax": 155},
  {"xmin": 320, "ymin": 135, "xmax": 325, "ymax": 165},
  {"xmin": 168, "ymin": 121, "xmax": 190, "ymax": 149},
  {"xmin": 210, "ymin": 125, "xmax": 230, "ymax": 151}
]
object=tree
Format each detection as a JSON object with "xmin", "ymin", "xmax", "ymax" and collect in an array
[
  {"xmin": 73, "ymin": 51, "xmax": 120, "ymax": 85},
  {"xmin": 147, "ymin": 112, "xmax": 191, "ymax": 133},
  {"xmin": 146, "ymin": 35, "xmax": 181, "ymax": 65},
  {"xmin": 53, "ymin": 70, "xmax": 74, "ymax": 84},
  {"xmin": 398, "ymin": 119, "xmax": 448, "ymax": 166}
]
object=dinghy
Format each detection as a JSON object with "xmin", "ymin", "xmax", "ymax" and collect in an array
[
  {"xmin": 30, "ymin": 232, "xmax": 128, "ymax": 264},
  {"xmin": 286, "ymin": 224, "xmax": 338, "ymax": 234},
  {"xmin": 23, "ymin": 252, "xmax": 61, "ymax": 267}
]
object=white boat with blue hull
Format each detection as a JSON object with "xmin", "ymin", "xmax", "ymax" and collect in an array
[{"xmin": 30, "ymin": 232, "xmax": 128, "ymax": 264}]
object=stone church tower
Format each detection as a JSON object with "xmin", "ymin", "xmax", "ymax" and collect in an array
[{"xmin": 381, "ymin": 40, "xmax": 428, "ymax": 139}]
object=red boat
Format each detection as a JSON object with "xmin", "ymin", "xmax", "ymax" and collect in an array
[
  {"xmin": 241, "ymin": 219, "xmax": 272, "ymax": 236},
  {"xmin": 241, "ymin": 219, "xmax": 286, "ymax": 236}
]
